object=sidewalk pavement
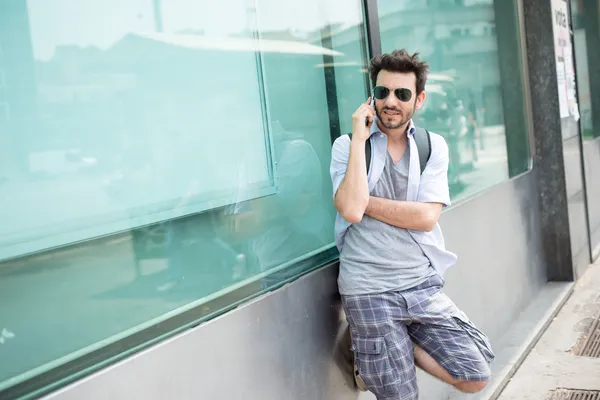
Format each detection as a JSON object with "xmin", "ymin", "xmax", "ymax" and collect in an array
[{"xmin": 498, "ymin": 259, "xmax": 600, "ymax": 400}]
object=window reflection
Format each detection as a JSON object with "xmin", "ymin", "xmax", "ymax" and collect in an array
[
  {"xmin": 571, "ymin": 0, "xmax": 596, "ymax": 140},
  {"xmin": 0, "ymin": 0, "xmax": 367, "ymax": 391},
  {"xmin": 378, "ymin": 0, "xmax": 515, "ymax": 201}
]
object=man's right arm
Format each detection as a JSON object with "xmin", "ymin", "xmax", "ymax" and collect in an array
[
  {"xmin": 331, "ymin": 98, "xmax": 375, "ymax": 223},
  {"xmin": 333, "ymin": 139, "xmax": 369, "ymax": 223}
]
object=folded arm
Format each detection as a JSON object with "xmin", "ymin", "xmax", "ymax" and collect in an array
[
  {"xmin": 365, "ymin": 134, "xmax": 451, "ymax": 232},
  {"xmin": 365, "ymin": 197, "xmax": 443, "ymax": 232}
]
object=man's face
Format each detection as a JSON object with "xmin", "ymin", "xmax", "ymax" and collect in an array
[{"xmin": 374, "ymin": 70, "xmax": 426, "ymax": 130}]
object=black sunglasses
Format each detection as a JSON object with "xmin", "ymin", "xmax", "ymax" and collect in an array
[{"xmin": 373, "ymin": 86, "xmax": 413, "ymax": 102}]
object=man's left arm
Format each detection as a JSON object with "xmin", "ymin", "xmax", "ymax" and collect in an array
[{"xmin": 364, "ymin": 136, "xmax": 450, "ymax": 232}]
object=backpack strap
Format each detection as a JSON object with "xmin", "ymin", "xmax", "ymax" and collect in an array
[
  {"xmin": 413, "ymin": 127, "xmax": 431, "ymax": 175},
  {"xmin": 346, "ymin": 133, "xmax": 371, "ymax": 175}
]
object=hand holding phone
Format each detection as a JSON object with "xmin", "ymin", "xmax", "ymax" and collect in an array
[
  {"xmin": 352, "ymin": 97, "xmax": 375, "ymax": 142},
  {"xmin": 366, "ymin": 97, "xmax": 375, "ymax": 126}
]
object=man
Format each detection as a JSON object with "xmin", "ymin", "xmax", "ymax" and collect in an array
[
  {"xmin": 330, "ymin": 50, "xmax": 494, "ymax": 400},
  {"xmin": 467, "ymin": 93, "xmax": 480, "ymax": 162}
]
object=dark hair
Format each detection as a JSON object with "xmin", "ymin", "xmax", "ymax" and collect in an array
[{"xmin": 369, "ymin": 49, "xmax": 429, "ymax": 94}]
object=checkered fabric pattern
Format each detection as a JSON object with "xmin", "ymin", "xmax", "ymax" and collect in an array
[{"xmin": 342, "ymin": 274, "xmax": 494, "ymax": 400}]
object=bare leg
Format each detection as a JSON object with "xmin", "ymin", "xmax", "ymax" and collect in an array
[
  {"xmin": 413, "ymin": 344, "xmax": 488, "ymax": 393},
  {"xmin": 413, "ymin": 344, "xmax": 456, "ymax": 385}
]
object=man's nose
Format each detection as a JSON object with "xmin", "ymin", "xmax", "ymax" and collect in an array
[{"xmin": 384, "ymin": 93, "xmax": 399, "ymax": 108}]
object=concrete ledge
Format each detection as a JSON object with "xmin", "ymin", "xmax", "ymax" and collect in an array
[
  {"xmin": 475, "ymin": 281, "xmax": 574, "ymax": 400},
  {"xmin": 498, "ymin": 262, "xmax": 600, "ymax": 399}
]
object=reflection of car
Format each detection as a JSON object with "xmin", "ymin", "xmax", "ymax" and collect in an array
[{"xmin": 28, "ymin": 148, "xmax": 99, "ymax": 177}]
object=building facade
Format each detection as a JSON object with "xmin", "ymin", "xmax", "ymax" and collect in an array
[{"xmin": 0, "ymin": 0, "xmax": 599, "ymax": 399}]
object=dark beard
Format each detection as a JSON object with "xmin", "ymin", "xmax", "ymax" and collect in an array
[{"xmin": 376, "ymin": 106, "xmax": 414, "ymax": 129}]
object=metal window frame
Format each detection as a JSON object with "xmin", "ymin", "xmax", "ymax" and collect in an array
[
  {"xmin": 321, "ymin": 24, "xmax": 342, "ymax": 144},
  {"xmin": 567, "ymin": 0, "xmax": 594, "ymax": 264},
  {"xmin": 323, "ymin": 0, "xmax": 376, "ymax": 144},
  {"xmin": 364, "ymin": 0, "xmax": 382, "ymax": 62},
  {"xmin": 516, "ymin": 0, "xmax": 537, "ymax": 166}
]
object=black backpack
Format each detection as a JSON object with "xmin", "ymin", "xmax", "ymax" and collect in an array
[{"xmin": 347, "ymin": 127, "xmax": 432, "ymax": 175}]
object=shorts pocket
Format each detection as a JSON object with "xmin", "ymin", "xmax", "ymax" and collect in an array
[
  {"xmin": 352, "ymin": 336, "xmax": 400, "ymax": 395},
  {"xmin": 453, "ymin": 312, "xmax": 496, "ymax": 363}
]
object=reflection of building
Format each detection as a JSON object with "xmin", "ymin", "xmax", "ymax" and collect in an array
[
  {"xmin": 5, "ymin": 30, "xmax": 341, "ymax": 260},
  {"xmin": 0, "ymin": 1, "xmax": 37, "ymax": 120},
  {"xmin": 284, "ymin": 3, "xmax": 504, "ymax": 126},
  {"xmin": 376, "ymin": 4, "xmax": 503, "ymax": 125},
  {"xmin": 0, "ymin": 0, "xmax": 38, "ymax": 174}
]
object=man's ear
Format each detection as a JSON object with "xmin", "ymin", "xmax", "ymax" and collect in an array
[{"xmin": 415, "ymin": 91, "xmax": 427, "ymax": 110}]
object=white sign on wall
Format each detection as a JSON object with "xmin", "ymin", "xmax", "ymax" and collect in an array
[{"xmin": 552, "ymin": 0, "xmax": 580, "ymax": 120}]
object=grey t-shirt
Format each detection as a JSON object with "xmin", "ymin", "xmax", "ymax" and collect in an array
[{"xmin": 338, "ymin": 145, "xmax": 435, "ymax": 295}]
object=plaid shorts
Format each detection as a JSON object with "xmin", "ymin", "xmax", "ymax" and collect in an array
[{"xmin": 342, "ymin": 274, "xmax": 494, "ymax": 400}]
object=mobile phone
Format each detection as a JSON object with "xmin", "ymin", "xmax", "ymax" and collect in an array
[{"xmin": 365, "ymin": 97, "xmax": 375, "ymax": 126}]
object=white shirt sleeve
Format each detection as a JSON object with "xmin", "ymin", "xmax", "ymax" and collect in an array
[
  {"xmin": 329, "ymin": 135, "xmax": 351, "ymax": 196},
  {"xmin": 416, "ymin": 134, "xmax": 451, "ymax": 207}
]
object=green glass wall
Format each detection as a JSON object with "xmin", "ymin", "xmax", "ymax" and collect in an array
[
  {"xmin": 0, "ymin": 0, "xmax": 368, "ymax": 394},
  {"xmin": 377, "ymin": 0, "xmax": 531, "ymax": 202}
]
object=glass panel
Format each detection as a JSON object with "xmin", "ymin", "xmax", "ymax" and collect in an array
[
  {"xmin": 571, "ymin": 0, "xmax": 599, "ymax": 141},
  {"xmin": 377, "ymin": 0, "xmax": 531, "ymax": 202},
  {"xmin": 1, "ymin": 2, "xmax": 277, "ymax": 260},
  {"xmin": 0, "ymin": 0, "xmax": 367, "ymax": 394},
  {"xmin": 571, "ymin": 0, "xmax": 600, "ymax": 259}
]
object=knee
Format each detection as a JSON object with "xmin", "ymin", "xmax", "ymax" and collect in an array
[{"xmin": 454, "ymin": 380, "xmax": 488, "ymax": 393}]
